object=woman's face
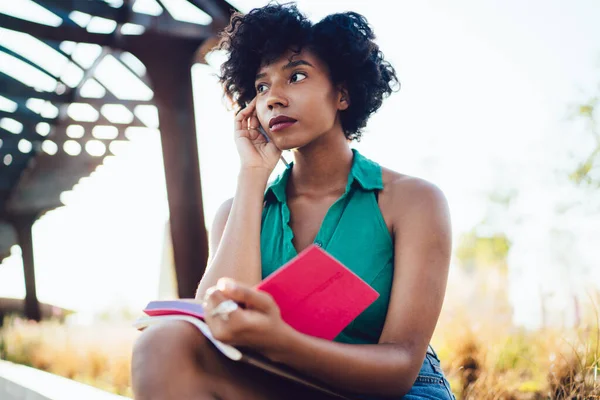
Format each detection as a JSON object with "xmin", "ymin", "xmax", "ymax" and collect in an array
[{"xmin": 254, "ymin": 49, "xmax": 348, "ymax": 151}]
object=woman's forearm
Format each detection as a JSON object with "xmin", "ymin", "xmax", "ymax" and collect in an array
[
  {"xmin": 269, "ymin": 328, "xmax": 415, "ymax": 397},
  {"xmin": 197, "ymin": 168, "xmax": 271, "ymax": 297}
]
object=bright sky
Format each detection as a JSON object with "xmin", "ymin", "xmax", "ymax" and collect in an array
[{"xmin": 0, "ymin": 0, "xmax": 599, "ymax": 328}]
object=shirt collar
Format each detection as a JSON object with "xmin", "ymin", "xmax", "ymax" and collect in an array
[{"xmin": 264, "ymin": 149, "xmax": 383, "ymax": 204}]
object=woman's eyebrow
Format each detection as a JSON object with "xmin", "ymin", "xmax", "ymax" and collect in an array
[
  {"xmin": 282, "ymin": 59, "xmax": 314, "ymax": 71},
  {"xmin": 255, "ymin": 59, "xmax": 314, "ymax": 81}
]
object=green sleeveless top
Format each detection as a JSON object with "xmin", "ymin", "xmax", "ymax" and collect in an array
[{"xmin": 260, "ymin": 149, "xmax": 394, "ymax": 345}]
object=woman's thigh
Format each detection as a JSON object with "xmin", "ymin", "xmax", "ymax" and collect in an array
[
  {"xmin": 188, "ymin": 323, "xmax": 341, "ymax": 400},
  {"xmin": 211, "ymin": 349, "xmax": 456, "ymax": 400},
  {"xmin": 179, "ymin": 322, "xmax": 454, "ymax": 400}
]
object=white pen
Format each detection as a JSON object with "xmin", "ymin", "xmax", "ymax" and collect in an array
[{"xmin": 257, "ymin": 124, "xmax": 289, "ymax": 167}]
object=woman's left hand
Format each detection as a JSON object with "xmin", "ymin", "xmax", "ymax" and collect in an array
[{"xmin": 202, "ymin": 278, "xmax": 292, "ymax": 359}]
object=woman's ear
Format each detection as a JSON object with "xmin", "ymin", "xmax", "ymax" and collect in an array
[{"xmin": 338, "ymin": 85, "xmax": 350, "ymax": 111}]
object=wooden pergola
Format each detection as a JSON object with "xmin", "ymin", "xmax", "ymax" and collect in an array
[{"xmin": 0, "ymin": 0, "xmax": 238, "ymax": 320}]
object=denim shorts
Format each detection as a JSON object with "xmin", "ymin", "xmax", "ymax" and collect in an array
[{"xmin": 355, "ymin": 346, "xmax": 455, "ymax": 400}]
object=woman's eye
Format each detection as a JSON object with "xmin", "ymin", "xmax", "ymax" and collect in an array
[
  {"xmin": 256, "ymin": 84, "xmax": 267, "ymax": 93},
  {"xmin": 290, "ymin": 72, "xmax": 307, "ymax": 83}
]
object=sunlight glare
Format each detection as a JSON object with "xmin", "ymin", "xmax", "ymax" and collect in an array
[
  {"xmin": 66, "ymin": 125, "xmax": 85, "ymax": 139},
  {"xmin": 0, "ymin": 95, "xmax": 18, "ymax": 113},
  {"xmin": 87, "ymin": 16, "xmax": 117, "ymax": 34},
  {"xmin": 36, "ymin": 122, "xmax": 51, "ymax": 136},
  {"xmin": 132, "ymin": 0, "xmax": 163, "ymax": 16},
  {"xmin": 0, "ymin": 28, "xmax": 72, "ymax": 80},
  {"xmin": 101, "ymin": 104, "xmax": 134, "ymax": 124},
  {"xmin": 68, "ymin": 11, "xmax": 92, "ymax": 28},
  {"xmin": 24, "ymin": 99, "xmax": 56, "ymax": 123},
  {"xmin": 133, "ymin": 105, "xmax": 159, "ymax": 128},
  {"xmin": 41, "ymin": 140, "xmax": 58, "ymax": 155},
  {"xmin": 85, "ymin": 140, "xmax": 107, "ymax": 157},
  {"xmin": 59, "ymin": 190, "xmax": 74, "ymax": 206},
  {"xmin": 59, "ymin": 62, "xmax": 84, "ymax": 88},
  {"xmin": 0, "ymin": 0, "xmax": 62, "ymax": 27},
  {"xmin": 40, "ymin": 101, "xmax": 59, "ymax": 118},
  {"xmin": 0, "ymin": 118, "xmax": 23, "ymax": 134},
  {"xmin": 125, "ymin": 127, "xmax": 158, "ymax": 140},
  {"xmin": 18, "ymin": 138, "xmax": 32, "ymax": 153},
  {"xmin": 121, "ymin": 23, "xmax": 145, "ymax": 35},
  {"xmin": 92, "ymin": 125, "xmax": 119, "ymax": 140},
  {"xmin": 95, "ymin": 55, "xmax": 154, "ymax": 100},
  {"xmin": 63, "ymin": 140, "xmax": 82, "ymax": 156},
  {"xmin": 0, "ymin": 52, "xmax": 56, "ymax": 92},
  {"xmin": 59, "ymin": 41, "xmax": 76, "ymax": 55},
  {"xmin": 79, "ymin": 79, "xmax": 106, "ymax": 98},
  {"xmin": 159, "ymin": 0, "xmax": 212, "ymax": 25},
  {"xmin": 71, "ymin": 43, "xmax": 103, "ymax": 69},
  {"xmin": 108, "ymin": 140, "xmax": 129, "ymax": 156},
  {"xmin": 67, "ymin": 103, "xmax": 99, "ymax": 122},
  {"xmin": 25, "ymin": 98, "xmax": 44, "ymax": 113},
  {"xmin": 119, "ymin": 52, "xmax": 146, "ymax": 76},
  {"xmin": 103, "ymin": 0, "xmax": 124, "ymax": 7}
]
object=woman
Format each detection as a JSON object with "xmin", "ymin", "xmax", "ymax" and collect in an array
[{"xmin": 132, "ymin": 3, "xmax": 454, "ymax": 399}]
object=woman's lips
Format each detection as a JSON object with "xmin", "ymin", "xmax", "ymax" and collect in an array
[{"xmin": 270, "ymin": 121, "xmax": 297, "ymax": 132}]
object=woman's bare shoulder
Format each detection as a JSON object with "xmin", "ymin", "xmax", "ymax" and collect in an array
[
  {"xmin": 380, "ymin": 167, "xmax": 445, "ymax": 202},
  {"xmin": 379, "ymin": 167, "xmax": 448, "ymax": 231}
]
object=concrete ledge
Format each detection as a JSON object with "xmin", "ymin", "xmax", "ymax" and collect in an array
[{"xmin": 0, "ymin": 360, "xmax": 130, "ymax": 400}]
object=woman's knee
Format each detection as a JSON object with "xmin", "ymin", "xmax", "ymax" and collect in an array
[
  {"xmin": 133, "ymin": 320, "xmax": 207, "ymax": 362},
  {"xmin": 131, "ymin": 321, "xmax": 299, "ymax": 400},
  {"xmin": 131, "ymin": 321, "xmax": 211, "ymax": 393}
]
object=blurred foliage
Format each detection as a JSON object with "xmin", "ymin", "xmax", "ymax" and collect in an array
[
  {"xmin": 0, "ymin": 315, "xmax": 137, "ymax": 397},
  {"xmin": 0, "ymin": 295, "xmax": 597, "ymax": 399},
  {"xmin": 569, "ymin": 96, "xmax": 600, "ymax": 187},
  {"xmin": 432, "ymin": 289, "xmax": 600, "ymax": 399},
  {"xmin": 455, "ymin": 230, "xmax": 511, "ymax": 273}
]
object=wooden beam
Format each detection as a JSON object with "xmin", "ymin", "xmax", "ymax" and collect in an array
[
  {"xmin": 49, "ymin": 125, "xmax": 129, "ymax": 142},
  {"xmin": 0, "ymin": 110, "xmax": 56, "ymax": 126},
  {"xmin": 0, "ymin": 13, "xmax": 116, "ymax": 47},
  {"xmin": 10, "ymin": 215, "xmax": 41, "ymax": 321},
  {"xmin": 135, "ymin": 40, "xmax": 209, "ymax": 298},
  {"xmin": 71, "ymin": 49, "xmax": 110, "ymax": 101},
  {"xmin": 0, "ymin": 72, "xmax": 71, "ymax": 103},
  {"xmin": 189, "ymin": 0, "xmax": 233, "ymax": 26},
  {"xmin": 0, "ymin": 126, "xmax": 44, "ymax": 142},
  {"xmin": 0, "ymin": 7, "xmax": 214, "ymax": 47},
  {"xmin": 0, "ymin": 45, "xmax": 62, "ymax": 83},
  {"xmin": 34, "ymin": 0, "xmax": 127, "ymax": 23}
]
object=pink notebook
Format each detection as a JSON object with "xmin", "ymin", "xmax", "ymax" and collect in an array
[
  {"xmin": 143, "ymin": 245, "xmax": 379, "ymax": 341},
  {"xmin": 256, "ymin": 244, "xmax": 379, "ymax": 340}
]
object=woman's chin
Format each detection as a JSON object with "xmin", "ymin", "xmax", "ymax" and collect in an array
[{"xmin": 272, "ymin": 134, "xmax": 315, "ymax": 152}]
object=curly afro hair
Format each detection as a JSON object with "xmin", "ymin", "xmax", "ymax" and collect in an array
[{"xmin": 216, "ymin": 2, "xmax": 399, "ymax": 141}]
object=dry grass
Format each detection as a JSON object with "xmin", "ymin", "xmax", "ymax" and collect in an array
[
  {"xmin": 431, "ymin": 293, "xmax": 600, "ymax": 399},
  {"xmin": 0, "ymin": 316, "xmax": 139, "ymax": 397},
  {"xmin": 0, "ymin": 299, "xmax": 599, "ymax": 399}
]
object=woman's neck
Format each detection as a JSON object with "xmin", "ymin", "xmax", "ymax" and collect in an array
[{"xmin": 288, "ymin": 130, "xmax": 354, "ymax": 198}]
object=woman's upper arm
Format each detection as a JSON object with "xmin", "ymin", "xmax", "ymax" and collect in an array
[
  {"xmin": 208, "ymin": 198, "xmax": 234, "ymax": 263},
  {"xmin": 378, "ymin": 178, "xmax": 452, "ymax": 365}
]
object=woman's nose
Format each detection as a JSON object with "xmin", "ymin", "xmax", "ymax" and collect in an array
[{"xmin": 266, "ymin": 86, "xmax": 288, "ymax": 109}]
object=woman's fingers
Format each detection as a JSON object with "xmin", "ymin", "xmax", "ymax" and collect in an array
[
  {"xmin": 204, "ymin": 286, "xmax": 227, "ymax": 316},
  {"xmin": 234, "ymin": 97, "xmax": 257, "ymax": 132},
  {"xmin": 249, "ymin": 112, "xmax": 261, "ymax": 131},
  {"xmin": 217, "ymin": 278, "xmax": 274, "ymax": 313}
]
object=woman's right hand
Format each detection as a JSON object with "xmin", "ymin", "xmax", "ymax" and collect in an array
[{"xmin": 234, "ymin": 97, "xmax": 282, "ymax": 173}]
